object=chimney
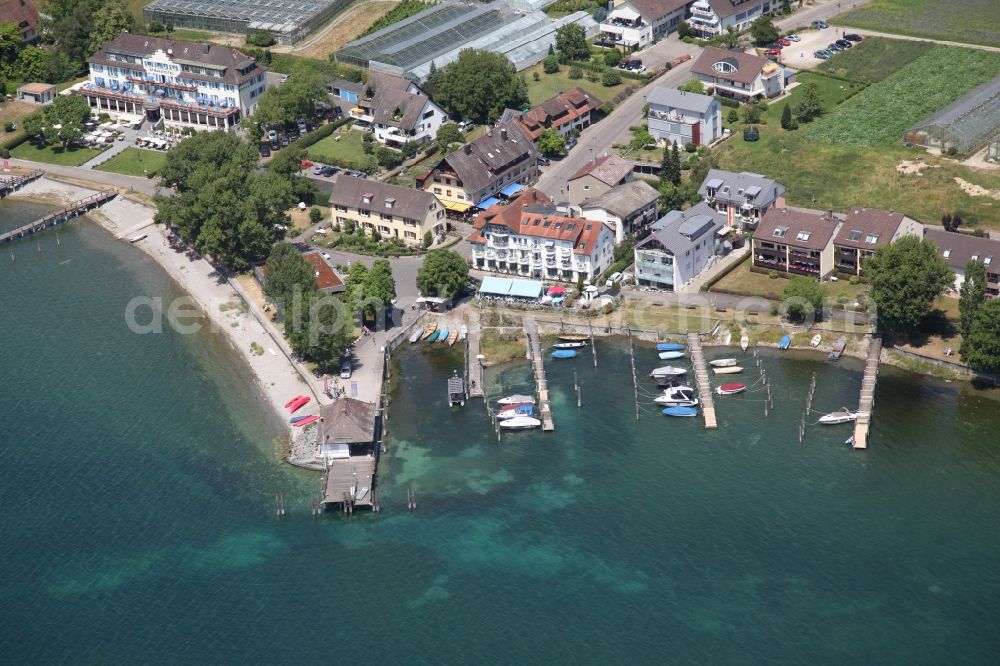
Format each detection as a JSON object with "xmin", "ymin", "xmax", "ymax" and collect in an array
[
  {"xmin": 464, "ymin": 143, "xmax": 472, "ymax": 155},
  {"xmin": 500, "ymin": 128, "xmax": 508, "ymax": 141},
  {"xmin": 203, "ymin": 43, "xmax": 210, "ymax": 54}
]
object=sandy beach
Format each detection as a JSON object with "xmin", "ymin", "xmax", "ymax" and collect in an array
[{"xmin": 9, "ymin": 178, "xmax": 320, "ymax": 436}]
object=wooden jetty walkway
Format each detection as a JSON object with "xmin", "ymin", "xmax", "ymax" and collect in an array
[
  {"xmin": 0, "ymin": 169, "xmax": 44, "ymax": 198},
  {"xmin": 467, "ymin": 313, "xmax": 484, "ymax": 398},
  {"xmin": 0, "ymin": 190, "xmax": 117, "ymax": 245},
  {"xmin": 852, "ymin": 336, "xmax": 881, "ymax": 450},
  {"xmin": 687, "ymin": 332, "xmax": 718, "ymax": 429},
  {"xmin": 525, "ymin": 317, "xmax": 554, "ymax": 431}
]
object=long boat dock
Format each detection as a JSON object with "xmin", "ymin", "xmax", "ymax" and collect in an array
[
  {"xmin": 687, "ymin": 333, "xmax": 718, "ymax": 429},
  {"xmin": 525, "ymin": 317, "xmax": 554, "ymax": 431},
  {"xmin": 0, "ymin": 190, "xmax": 117, "ymax": 245},
  {"xmin": 852, "ymin": 336, "xmax": 881, "ymax": 449},
  {"xmin": 0, "ymin": 169, "xmax": 44, "ymax": 198},
  {"xmin": 467, "ymin": 313, "xmax": 484, "ymax": 398}
]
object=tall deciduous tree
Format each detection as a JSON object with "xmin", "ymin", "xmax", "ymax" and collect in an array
[
  {"xmin": 429, "ymin": 49, "xmax": 528, "ymax": 123},
  {"xmin": 264, "ymin": 241, "xmax": 317, "ymax": 309},
  {"xmin": 750, "ymin": 16, "xmax": 779, "ymax": 44},
  {"xmin": 959, "ymin": 259, "xmax": 987, "ymax": 357},
  {"xmin": 782, "ymin": 276, "xmax": 825, "ymax": 322},
  {"xmin": 555, "ymin": 23, "xmax": 590, "ymax": 62},
  {"xmin": 864, "ymin": 236, "xmax": 954, "ymax": 334},
  {"xmin": 285, "ymin": 291, "xmax": 352, "ymax": 372},
  {"xmin": 0, "ymin": 21, "xmax": 25, "ymax": 76},
  {"xmin": 963, "ymin": 299, "xmax": 1000, "ymax": 373},
  {"xmin": 416, "ymin": 249, "xmax": 468, "ymax": 299},
  {"xmin": 537, "ymin": 128, "xmax": 566, "ymax": 156},
  {"xmin": 22, "ymin": 94, "xmax": 91, "ymax": 145}
]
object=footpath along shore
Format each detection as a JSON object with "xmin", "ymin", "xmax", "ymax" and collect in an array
[{"xmin": 8, "ymin": 178, "xmax": 319, "ymax": 431}]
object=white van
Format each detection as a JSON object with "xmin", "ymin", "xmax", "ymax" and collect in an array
[{"xmin": 605, "ymin": 271, "xmax": 622, "ymax": 287}]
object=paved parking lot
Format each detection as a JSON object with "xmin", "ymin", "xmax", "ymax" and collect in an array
[{"xmin": 776, "ymin": 26, "xmax": 860, "ymax": 70}]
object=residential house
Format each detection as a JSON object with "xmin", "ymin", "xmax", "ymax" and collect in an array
[
  {"xmin": 567, "ymin": 154, "xmax": 635, "ymax": 206},
  {"xmin": 634, "ymin": 202, "xmax": 727, "ymax": 291},
  {"xmin": 697, "ymin": 168, "xmax": 786, "ymax": 230},
  {"xmin": 0, "ymin": 0, "xmax": 39, "ymax": 42},
  {"xmin": 79, "ymin": 34, "xmax": 267, "ymax": 130},
  {"xmin": 416, "ymin": 123, "xmax": 538, "ymax": 214},
  {"xmin": 924, "ymin": 228, "xmax": 1000, "ymax": 296},
  {"xmin": 599, "ymin": 0, "xmax": 689, "ymax": 51},
  {"xmin": 467, "ymin": 188, "xmax": 616, "ymax": 283},
  {"xmin": 688, "ymin": 0, "xmax": 774, "ymax": 38},
  {"xmin": 691, "ymin": 46, "xmax": 785, "ymax": 101},
  {"xmin": 16, "ymin": 83, "xmax": 55, "ymax": 105},
  {"xmin": 577, "ymin": 180, "xmax": 660, "ymax": 244},
  {"xmin": 647, "ymin": 86, "xmax": 722, "ymax": 147},
  {"xmin": 501, "ymin": 87, "xmax": 600, "ymax": 142},
  {"xmin": 832, "ymin": 208, "xmax": 922, "ymax": 276},
  {"xmin": 329, "ymin": 72, "xmax": 445, "ymax": 146},
  {"xmin": 329, "ymin": 175, "xmax": 446, "ymax": 245},
  {"xmin": 753, "ymin": 207, "xmax": 841, "ymax": 278}
]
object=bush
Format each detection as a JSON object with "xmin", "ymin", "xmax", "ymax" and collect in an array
[
  {"xmin": 603, "ymin": 50, "xmax": 621, "ymax": 67},
  {"xmin": 0, "ymin": 148, "xmax": 8, "ymax": 159},
  {"xmin": 543, "ymin": 55, "xmax": 560, "ymax": 74},
  {"xmin": 568, "ymin": 67, "xmax": 583, "ymax": 80},
  {"xmin": 533, "ymin": 71, "xmax": 540, "ymax": 81},
  {"xmin": 3, "ymin": 122, "xmax": 14, "ymax": 132},
  {"xmin": 401, "ymin": 141, "xmax": 418, "ymax": 159},
  {"xmin": 717, "ymin": 96, "xmax": 740, "ymax": 109},
  {"xmin": 309, "ymin": 207, "xmax": 322, "ymax": 224},
  {"xmin": 247, "ymin": 31, "xmax": 276, "ymax": 47},
  {"xmin": 848, "ymin": 275, "xmax": 860, "ymax": 285},
  {"xmin": 684, "ymin": 142, "xmax": 696, "ymax": 153},
  {"xmin": 757, "ymin": 100, "xmax": 769, "ymax": 112},
  {"xmin": 375, "ymin": 145, "xmax": 402, "ymax": 169},
  {"xmin": 682, "ymin": 36, "xmax": 695, "ymax": 44},
  {"xmin": 768, "ymin": 270, "xmax": 778, "ymax": 279},
  {"xmin": 602, "ymin": 69, "xmax": 622, "ymax": 87},
  {"xmin": 727, "ymin": 109, "xmax": 738, "ymax": 123}
]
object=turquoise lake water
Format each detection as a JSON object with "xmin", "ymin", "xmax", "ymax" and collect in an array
[{"xmin": 2, "ymin": 203, "xmax": 1000, "ymax": 663}]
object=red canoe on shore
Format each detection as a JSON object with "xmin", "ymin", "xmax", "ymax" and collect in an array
[
  {"xmin": 292, "ymin": 414, "xmax": 320, "ymax": 427},
  {"xmin": 286, "ymin": 395, "xmax": 311, "ymax": 413}
]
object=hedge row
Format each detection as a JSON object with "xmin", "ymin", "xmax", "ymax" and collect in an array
[
  {"xmin": 1, "ymin": 130, "xmax": 30, "ymax": 152},
  {"xmin": 290, "ymin": 117, "xmax": 351, "ymax": 151}
]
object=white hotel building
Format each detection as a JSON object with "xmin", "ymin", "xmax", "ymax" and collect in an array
[{"xmin": 77, "ymin": 34, "xmax": 267, "ymax": 130}]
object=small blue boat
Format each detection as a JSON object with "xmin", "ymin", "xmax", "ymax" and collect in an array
[
  {"xmin": 658, "ymin": 350, "xmax": 685, "ymax": 360},
  {"xmin": 437, "ymin": 327, "xmax": 449, "ymax": 343},
  {"xmin": 289, "ymin": 414, "xmax": 311, "ymax": 424},
  {"xmin": 426, "ymin": 329, "xmax": 440, "ymax": 342},
  {"xmin": 778, "ymin": 335, "xmax": 791, "ymax": 350},
  {"xmin": 662, "ymin": 406, "xmax": 698, "ymax": 417},
  {"xmin": 656, "ymin": 342, "xmax": 685, "ymax": 352},
  {"xmin": 551, "ymin": 349, "xmax": 578, "ymax": 359}
]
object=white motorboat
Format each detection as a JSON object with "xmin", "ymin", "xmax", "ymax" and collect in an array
[
  {"xmin": 819, "ymin": 409, "xmax": 859, "ymax": 425},
  {"xmin": 409, "ymin": 330, "xmax": 422, "ymax": 343},
  {"xmin": 713, "ymin": 366, "xmax": 743, "ymax": 375},
  {"xmin": 654, "ymin": 386, "xmax": 699, "ymax": 407},
  {"xmin": 740, "ymin": 335, "xmax": 749, "ymax": 352},
  {"xmin": 554, "ymin": 341, "xmax": 586, "ymax": 349},
  {"xmin": 809, "ymin": 334, "xmax": 822, "ymax": 348},
  {"xmin": 709, "ymin": 358, "xmax": 737, "ymax": 367},
  {"xmin": 716, "ymin": 383, "xmax": 746, "ymax": 396},
  {"xmin": 499, "ymin": 416, "xmax": 542, "ymax": 430},
  {"xmin": 498, "ymin": 394, "xmax": 536, "ymax": 405},
  {"xmin": 128, "ymin": 233, "xmax": 147, "ymax": 243},
  {"xmin": 724, "ymin": 331, "xmax": 732, "ymax": 345},
  {"xmin": 497, "ymin": 405, "xmax": 534, "ymax": 420},
  {"xmin": 658, "ymin": 350, "xmax": 685, "ymax": 360},
  {"xmin": 649, "ymin": 365, "xmax": 687, "ymax": 378}
]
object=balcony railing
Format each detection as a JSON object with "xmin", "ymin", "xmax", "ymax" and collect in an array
[{"xmin": 127, "ymin": 76, "xmax": 197, "ymax": 92}]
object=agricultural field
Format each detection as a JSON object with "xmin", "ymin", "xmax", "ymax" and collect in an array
[
  {"xmin": 817, "ymin": 37, "xmax": 933, "ymax": 83},
  {"xmin": 802, "ymin": 46, "xmax": 1000, "ymax": 147},
  {"xmin": 285, "ymin": 0, "xmax": 399, "ymax": 60},
  {"xmin": 836, "ymin": 0, "xmax": 1000, "ymax": 49},
  {"xmin": 358, "ymin": 0, "xmax": 431, "ymax": 37}
]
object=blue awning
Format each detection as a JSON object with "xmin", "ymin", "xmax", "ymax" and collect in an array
[
  {"xmin": 500, "ymin": 183, "xmax": 524, "ymax": 197},
  {"xmin": 476, "ymin": 197, "xmax": 501, "ymax": 209}
]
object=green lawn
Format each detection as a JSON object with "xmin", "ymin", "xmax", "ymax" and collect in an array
[
  {"xmin": 817, "ymin": 37, "xmax": 934, "ymax": 83},
  {"xmin": 305, "ymin": 127, "xmax": 373, "ymax": 169},
  {"xmin": 11, "ymin": 141, "xmax": 105, "ymax": 166},
  {"xmin": 802, "ymin": 46, "xmax": 1000, "ymax": 147},
  {"xmin": 95, "ymin": 148, "xmax": 168, "ymax": 178},
  {"xmin": 836, "ymin": 0, "xmax": 1000, "ymax": 49},
  {"xmin": 523, "ymin": 61, "xmax": 629, "ymax": 107},
  {"xmin": 762, "ymin": 72, "xmax": 866, "ymax": 126},
  {"xmin": 712, "ymin": 259, "xmax": 870, "ymax": 302}
]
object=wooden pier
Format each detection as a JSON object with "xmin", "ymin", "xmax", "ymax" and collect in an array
[
  {"xmin": 852, "ymin": 336, "xmax": 881, "ymax": 450},
  {"xmin": 467, "ymin": 313, "xmax": 484, "ymax": 398},
  {"xmin": 525, "ymin": 317, "xmax": 554, "ymax": 431},
  {"xmin": 0, "ymin": 190, "xmax": 117, "ymax": 245},
  {"xmin": 687, "ymin": 332, "xmax": 718, "ymax": 429},
  {"xmin": 0, "ymin": 169, "xmax": 44, "ymax": 198}
]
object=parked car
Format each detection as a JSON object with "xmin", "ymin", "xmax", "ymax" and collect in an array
[
  {"xmin": 319, "ymin": 165, "xmax": 337, "ymax": 176},
  {"xmin": 457, "ymin": 120, "xmax": 473, "ymax": 132},
  {"xmin": 259, "ymin": 143, "xmax": 271, "ymax": 157},
  {"xmin": 340, "ymin": 357, "xmax": 352, "ymax": 379},
  {"xmin": 297, "ymin": 121, "xmax": 308, "ymax": 134},
  {"xmin": 827, "ymin": 43, "xmax": 843, "ymax": 52},
  {"xmin": 270, "ymin": 139, "xmax": 280, "ymax": 150},
  {"xmin": 835, "ymin": 39, "xmax": 852, "ymax": 48},
  {"xmin": 812, "ymin": 20, "xmax": 829, "ymax": 29},
  {"xmin": 280, "ymin": 136, "xmax": 289, "ymax": 147},
  {"xmin": 786, "ymin": 34, "xmax": 801, "ymax": 42},
  {"xmin": 776, "ymin": 37, "xmax": 791, "ymax": 46},
  {"xmin": 564, "ymin": 137, "xmax": 577, "ymax": 150},
  {"xmin": 764, "ymin": 48, "xmax": 782, "ymax": 57},
  {"xmin": 267, "ymin": 129, "xmax": 277, "ymax": 142},
  {"xmin": 845, "ymin": 33, "xmax": 863, "ymax": 42},
  {"xmin": 764, "ymin": 42, "xmax": 783, "ymax": 50},
  {"xmin": 537, "ymin": 155, "xmax": 550, "ymax": 166},
  {"xmin": 312, "ymin": 164, "xmax": 326, "ymax": 175},
  {"xmin": 605, "ymin": 271, "xmax": 622, "ymax": 287},
  {"xmin": 814, "ymin": 50, "xmax": 831, "ymax": 59}
]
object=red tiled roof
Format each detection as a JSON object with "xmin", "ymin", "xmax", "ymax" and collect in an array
[
  {"xmin": 508, "ymin": 87, "xmax": 599, "ymax": 141},
  {"xmin": 302, "ymin": 252, "xmax": 345, "ymax": 291},
  {"xmin": 466, "ymin": 188, "xmax": 608, "ymax": 256}
]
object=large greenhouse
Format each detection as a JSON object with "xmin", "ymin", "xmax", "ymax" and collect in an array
[
  {"xmin": 142, "ymin": 0, "xmax": 351, "ymax": 44},
  {"xmin": 904, "ymin": 74, "xmax": 1000, "ymax": 155}
]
